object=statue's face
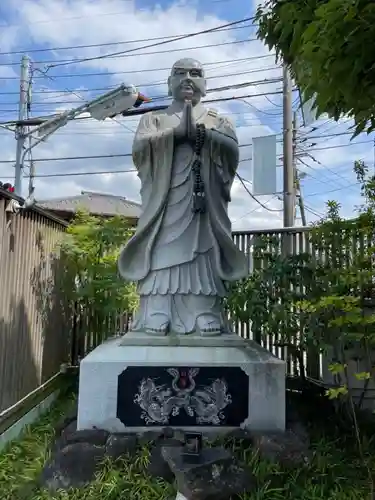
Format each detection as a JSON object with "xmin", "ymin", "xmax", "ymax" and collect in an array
[{"xmin": 168, "ymin": 58, "xmax": 206, "ymax": 103}]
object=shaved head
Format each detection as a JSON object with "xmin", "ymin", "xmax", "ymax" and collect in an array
[{"xmin": 168, "ymin": 58, "xmax": 206, "ymax": 104}]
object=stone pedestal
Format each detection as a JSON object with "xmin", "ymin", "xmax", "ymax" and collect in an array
[{"xmin": 77, "ymin": 332, "xmax": 285, "ymax": 433}]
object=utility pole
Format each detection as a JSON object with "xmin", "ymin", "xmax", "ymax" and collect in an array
[
  {"xmin": 14, "ymin": 55, "xmax": 30, "ymax": 197},
  {"xmin": 282, "ymin": 65, "xmax": 295, "ymax": 253},
  {"xmin": 293, "ymin": 112, "xmax": 307, "ymax": 226},
  {"xmin": 283, "ymin": 65, "xmax": 295, "ymax": 228}
]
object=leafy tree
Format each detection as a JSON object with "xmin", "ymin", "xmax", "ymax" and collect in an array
[
  {"xmin": 303, "ymin": 161, "xmax": 375, "ymax": 403},
  {"xmin": 255, "ymin": 0, "xmax": 375, "ymax": 135},
  {"xmin": 58, "ymin": 211, "xmax": 138, "ymax": 346}
]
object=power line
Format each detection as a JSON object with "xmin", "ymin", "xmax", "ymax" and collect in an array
[
  {"xmin": 0, "ymin": 23, "xmax": 254, "ymax": 56},
  {"xmin": 4, "ymin": 122, "xmax": 355, "ymax": 139},
  {"xmin": 300, "ymin": 130, "xmax": 355, "ymax": 142},
  {"xmin": 308, "ymin": 140, "xmax": 372, "ymax": 152},
  {"xmin": 304, "ymin": 204, "xmax": 325, "ymax": 218},
  {"xmin": 45, "ymin": 17, "xmax": 256, "ymax": 69},
  {"xmin": 297, "ymin": 159, "xmax": 338, "ymax": 187},
  {"xmin": 232, "ymin": 195, "xmax": 280, "ymax": 222},
  {"xmin": 21, "ymin": 169, "xmax": 137, "ymax": 179},
  {"xmin": 27, "ymin": 61, "xmax": 281, "ymax": 126},
  {"xmin": 0, "ymin": 134, "xmax": 368, "ymax": 165},
  {"xmin": 0, "ymin": 158, "xmax": 254, "ymax": 180},
  {"xmin": 0, "ymin": 0, "xmax": 234, "ymax": 29},
  {"xmin": 302, "ymin": 152, "xmax": 353, "ymax": 188},
  {"xmin": 0, "ymin": 88, "xmax": 286, "ymax": 124},
  {"xmin": 305, "ymin": 183, "xmax": 361, "ymax": 198},
  {"xmin": 0, "ymin": 55, "xmax": 276, "ymax": 80},
  {"xmin": 236, "ymin": 174, "xmax": 283, "ymax": 212},
  {"xmin": 264, "ymin": 95, "xmax": 283, "ymax": 108},
  {"xmin": 0, "ymin": 111, "xmax": 259, "ymax": 133},
  {"xmin": 0, "ymin": 146, "xmax": 247, "ymax": 164},
  {"xmin": 0, "ymin": 77, "xmax": 283, "ymax": 105},
  {"xmin": 0, "ymin": 67, "xmax": 281, "ymax": 96},
  {"xmin": 0, "ymin": 38, "xmax": 257, "ymax": 67},
  {"xmin": 0, "ymin": 111, "xmax": 261, "ymax": 134}
]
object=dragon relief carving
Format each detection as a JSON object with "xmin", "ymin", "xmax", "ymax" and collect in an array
[{"xmin": 133, "ymin": 368, "xmax": 232, "ymax": 425}]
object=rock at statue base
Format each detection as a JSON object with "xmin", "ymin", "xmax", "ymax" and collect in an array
[
  {"xmin": 161, "ymin": 445, "xmax": 255, "ymax": 500},
  {"xmin": 77, "ymin": 332, "xmax": 285, "ymax": 434},
  {"xmin": 40, "ymin": 442, "xmax": 105, "ymax": 491},
  {"xmin": 251, "ymin": 430, "xmax": 311, "ymax": 467}
]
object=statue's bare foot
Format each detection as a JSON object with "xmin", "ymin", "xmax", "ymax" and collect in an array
[
  {"xmin": 144, "ymin": 314, "xmax": 169, "ymax": 336},
  {"xmin": 197, "ymin": 314, "xmax": 222, "ymax": 337}
]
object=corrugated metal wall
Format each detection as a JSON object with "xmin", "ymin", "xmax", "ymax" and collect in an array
[{"xmin": 0, "ymin": 194, "xmax": 68, "ymax": 411}]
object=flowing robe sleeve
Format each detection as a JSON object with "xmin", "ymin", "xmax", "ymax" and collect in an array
[
  {"xmin": 118, "ymin": 112, "xmax": 175, "ymax": 281},
  {"xmin": 202, "ymin": 114, "xmax": 249, "ymax": 282}
]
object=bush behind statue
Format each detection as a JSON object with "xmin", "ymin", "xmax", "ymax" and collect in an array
[
  {"xmin": 58, "ymin": 211, "xmax": 138, "ymax": 340},
  {"xmin": 227, "ymin": 161, "xmax": 375, "ymax": 408}
]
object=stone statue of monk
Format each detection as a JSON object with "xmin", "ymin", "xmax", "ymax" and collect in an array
[{"xmin": 118, "ymin": 57, "xmax": 248, "ymax": 336}]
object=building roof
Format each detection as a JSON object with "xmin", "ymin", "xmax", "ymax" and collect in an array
[
  {"xmin": 0, "ymin": 186, "xmax": 68, "ymax": 226},
  {"xmin": 38, "ymin": 191, "xmax": 141, "ymax": 219}
]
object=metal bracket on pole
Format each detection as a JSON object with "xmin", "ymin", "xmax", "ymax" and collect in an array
[{"xmin": 13, "ymin": 82, "xmax": 150, "ymax": 200}]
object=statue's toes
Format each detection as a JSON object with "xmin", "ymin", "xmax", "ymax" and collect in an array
[
  {"xmin": 196, "ymin": 314, "xmax": 222, "ymax": 336},
  {"xmin": 144, "ymin": 314, "xmax": 169, "ymax": 336}
]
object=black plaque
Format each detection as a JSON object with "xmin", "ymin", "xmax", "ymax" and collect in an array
[{"xmin": 116, "ymin": 366, "xmax": 249, "ymax": 427}]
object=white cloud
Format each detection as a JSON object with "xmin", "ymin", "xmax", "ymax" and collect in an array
[{"xmin": 0, "ymin": 0, "xmax": 371, "ymax": 230}]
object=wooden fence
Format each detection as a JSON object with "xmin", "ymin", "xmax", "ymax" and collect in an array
[
  {"xmin": 232, "ymin": 227, "xmax": 319, "ymax": 378},
  {"xmin": 71, "ymin": 227, "xmax": 314, "ymax": 372}
]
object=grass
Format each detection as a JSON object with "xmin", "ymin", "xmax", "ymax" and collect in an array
[{"xmin": 1, "ymin": 389, "xmax": 375, "ymax": 500}]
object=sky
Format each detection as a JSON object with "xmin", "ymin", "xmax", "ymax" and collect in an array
[{"xmin": 0, "ymin": 0, "xmax": 372, "ymax": 230}]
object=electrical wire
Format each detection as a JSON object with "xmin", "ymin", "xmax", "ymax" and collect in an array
[
  {"xmin": 0, "ymin": 24, "xmax": 255, "ymax": 57},
  {"xmin": 304, "ymin": 204, "xmax": 325, "ymax": 218},
  {"xmin": 0, "ymin": 148, "xmax": 242, "ymax": 164},
  {"xmin": 308, "ymin": 141, "xmax": 373, "ymax": 153},
  {"xmin": 232, "ymin": 195, "xmax": 281, "ymax": 223},
  {"xmin": 297, "ymin": 159, "xmax": 337, "ymax": 187},
  {"xmin": 0, "ymin": 67, "xmax": 282, "ymax": 96},
  {"xmin": 0, "ymin": 55, "xmax": 277, "ymax": 80},
  {"xmin": 264, "ymin": 95, "xmax": 283, "ymax": 108},
  {"xmin": 10, "ymin": 52, "xmax": 277, "ymax": 130},
  {"xmin": 1, "ymin": 102, "xmax": 321, "ymax": 136},
  {"xmin": 236, "ymin": 174, "xmax": 283, "ymax": 212},
  {"xmin": 305, "ymin": 183, "xmax": 361, "ymax": 198},
  {"xmin": 43, "ymin": 17, "xmax": 256, "ymax": 70},
  {"xmin": 0, "ymin": 150, "xmax": 254, "ymax": 167},
  {"xmin": 0, "ymin": 37, "xmax": 259, "ymax": 67},
  {"xmin": 21, "ymin": 169, "xmax": 137, "ymax": 179},
  {"xmin": 0, "ymin": 89, "xmax": 287, "ymax": 121},
  {"xmin": 236, "ymin": 96, "xmax": 287, "ymax": 116},
  {"xmin": 300, "ymin": 151, "xmax": 354, "ymax": 188},
  {"xmin": 1, "ymin": 156, "xmax": 254, "ymax": 179},
  {"xmin": 0, "ymin": 77, "xmax": 283, "ymax": 106},
  {"xmin": 0, "ymin": 112, "xmax": 261, "ymax": 134},
  {"xmin": 0, "ymin": 0, "xmax": 235, "ymax": 30}
]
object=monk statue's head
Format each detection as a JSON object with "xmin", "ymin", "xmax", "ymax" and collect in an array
[{"xmin": 167, "ymin": 58, "xmax": 207, "ymax": 104}]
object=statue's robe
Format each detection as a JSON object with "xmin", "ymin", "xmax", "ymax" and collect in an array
[{"xmin": 118, "ymin": 101, "xmax": 248, "ymax": 333}]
